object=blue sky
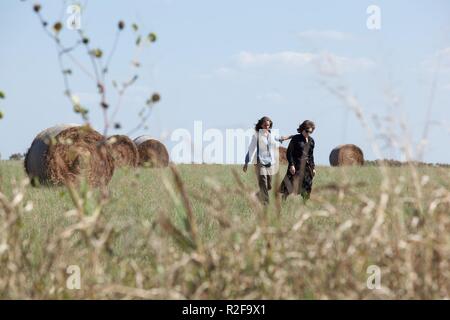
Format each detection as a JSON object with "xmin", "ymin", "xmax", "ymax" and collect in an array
[{"xmin": 0, "ymin": 0, "xmax": 449, "ymax": 164}]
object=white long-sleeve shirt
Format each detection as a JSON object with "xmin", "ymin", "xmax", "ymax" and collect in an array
[{"xmin": 245, "ymin": 131, "xmax": 282, "ymax": 166}]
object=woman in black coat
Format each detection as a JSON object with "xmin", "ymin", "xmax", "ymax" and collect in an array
[{"xmin": 279, "ymin": 120, "xmax": 316, "ymax": 201}]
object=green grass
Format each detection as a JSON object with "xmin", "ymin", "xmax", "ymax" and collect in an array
[
  {"xmin": 0, "ymin": 160, "xmax": 446, "ymax": 252},
  {"xmin": 0, "ymin": 160, "xmax": 447, "ymax": 240}
]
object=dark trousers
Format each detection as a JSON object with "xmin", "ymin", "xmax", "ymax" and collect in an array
[{"xmin": 255, "ymin": 164, "xmax": 272, "ymax": 205}]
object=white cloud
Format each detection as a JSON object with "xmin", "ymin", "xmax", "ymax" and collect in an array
[
  {"xmin": 198, "ymin": 67, "xmax": 236, "ymax": 79},
  {"xmin": 256, "ymin": 92, "xmax": 285, "ymax": 104},
  {"xmin": 298, "ymin": 30, "xmax": 353, "ymax": 41},
  {"xmin": 236, "ymin": 51, "xmax": 315, "ymax": 68},
  {"xmin": 234, "ymin": 50, "xmax": 374, "ymax": 75},
  {"xmin": 201, "ymin": 50, "xmax": 374, "ymax": 79},
  {"xmin": 315, "ymin": 52, "xmax": 375, "ymax": 76},
  {"xmin": 215, "ymin": 67, "xmax": 235, "ymax": 76},
  {"xmin": 443, "ymin": 83, "xmax": 450, "ymax": 90},
  {"xmin": 422, "ymin": 47, "xmax": 450, "ymax": 73},
  {"xmin": 436, "ymin": 47, "xmax": 450, "ymax": 55}
]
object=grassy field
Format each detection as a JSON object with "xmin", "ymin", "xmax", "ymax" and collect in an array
[{"xmin": 0, "ymin": 160, "xmax": 449, "ymax": 299}]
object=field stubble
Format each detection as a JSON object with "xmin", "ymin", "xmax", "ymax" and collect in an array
[{"xmin": 0, "ymin": 160, "xmax": 449, "ymax": 299}]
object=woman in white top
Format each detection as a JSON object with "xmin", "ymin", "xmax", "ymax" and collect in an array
[{"xmin": 243, "ymin": 116, "xmax": 292, "ymax": 204}]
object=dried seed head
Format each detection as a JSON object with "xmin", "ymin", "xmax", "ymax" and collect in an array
[
  {"xmin": 33, "ymin": 4, "xmax": 41, "ymax": 13},
  {"xmin": 53, "ymin": 21, "xmax": 62, "ymax": 33},
  {"xmin": 148, "ymin": 32, "xmax": 157, "ymax": 42},
  {"xmin": 91, "ymin": 48, "xmax": 103, "ymax": 58},
  {"xmin": 151, "ymin": 93, "xmax": 161, "ymax": 103}
]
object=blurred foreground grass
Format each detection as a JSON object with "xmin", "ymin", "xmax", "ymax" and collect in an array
[{"xmin": 0, "ymin": 160, "xmax": 449, "ymax": 299}]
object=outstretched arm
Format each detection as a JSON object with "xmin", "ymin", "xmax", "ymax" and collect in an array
[
  {"xmin": 274, "ymin": 134, "xmax": 294, "ymax": 143},
  {"xmin": 277, "ymin": 134, "xmax": 294, "ymax": 142}
]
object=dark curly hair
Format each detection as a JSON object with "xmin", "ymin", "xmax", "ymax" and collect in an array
[
  {"xmin": 254, "ymin": 116, "xmax": 273, "ymax": 132},
  {"xmin": 297, "ymin": 120, "xmax": 315, "ymax": 133}
]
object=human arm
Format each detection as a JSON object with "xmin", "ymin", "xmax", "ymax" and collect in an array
[
  {"xmin": 275, "ymin": 134, "xmax": 293, "ymax": 143},
  {"xmin": 243, "ymin": 134, "xmax": 257, "ymax": 172},
  {"xmin": 310, "ymin": 139, "xmax": 315, "ymax": 175},
  {"xmin": 286, "ymin": 139, "xmax": 296, "ymax": 175},
  {"xmin": 281, "ymin": 134, "xmax": 294, "ymax": 141}
]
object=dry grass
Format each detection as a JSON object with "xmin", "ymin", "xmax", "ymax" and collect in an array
[
  {"xmin": 7, "ymin": 0, "xmax": 446, "ymax": 300},
  {"xmin": 0, "ymin": 160, "xmax": 449, "ymax": 299}
]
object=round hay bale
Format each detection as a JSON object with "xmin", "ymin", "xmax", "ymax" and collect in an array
[
  {"xmin": 134, "ymin": 136, "xmax": 169, "ymax": 168},
  {"xmin": 24, "ymin": 124, "xmax": 115, "ymax": 186},
  {"xmin": 107, "ymin": 135, "xmax": 139, "ymax": 167},
  {"xmin": 279, "ymin": 146, "xmax": 288, "ymax": 165},
  {"xmin": 329, "ymin": 144, "xmax": 364, "ymax": 166}
]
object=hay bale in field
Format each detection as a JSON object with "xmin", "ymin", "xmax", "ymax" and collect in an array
[
  {"xmin": 107, "ymin": 135, "xmax": 139, "ymax": 167},
  {"xmin": 24, "ymin": 124, "xmax": 115, "ymax": 186},
  {"xmin": 279, "ymin": 146, "xmax": 288, "ymax": 165},
  {"xmin": 134, "ymin": 136, "xmax": 169, "ymax": 168},
  {"xmin": 329, "ymin": 144, "xmax": 364, "ymax": 166}
]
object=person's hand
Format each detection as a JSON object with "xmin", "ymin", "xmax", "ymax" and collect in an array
[
  {"xmin": 313, "ymin": 169, "xmax": 316, "ymax": 176},
  {"xmin": 280, "ymin": 135, "xmax": 293, "ymax": 142},
  {"xmin": 289, "ymin": 165, "xmax": 296, "ymax": 175},
  {"xmin": 243, "ymin": 164, "xmax": 248, "ymax": 172}
]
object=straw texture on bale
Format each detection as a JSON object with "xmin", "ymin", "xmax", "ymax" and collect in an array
[
  {"xmin": 107, "ymin": 135, "xmax": 139, "ymax": 167},
  {"xmin": 279, "ymin": 147, "xmax": 288, "ymax": 165},
  {"xmin": 24, "ymin": 124, "xmax": 115, "ymax": 186},
  {"xmin": 134, "ymin": 136, "xmax": 169, "ymax": 168},
  {"xmin": 329, "ymin": 144, "xmax": 364, "ymax": 166}
]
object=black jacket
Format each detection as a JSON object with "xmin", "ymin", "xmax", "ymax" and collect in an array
[{"xmin": 286, "ymin": 134, "xmax": 315, "ymax": 169}]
